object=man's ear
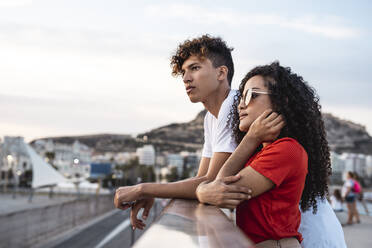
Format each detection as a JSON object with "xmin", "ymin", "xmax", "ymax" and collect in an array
[{"xmin": 217, "ymin": 66, "xmax": 228, "ymax": 81}]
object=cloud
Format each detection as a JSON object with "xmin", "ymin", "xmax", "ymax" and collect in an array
[
  {"xmin": 0, "ymin": 1, "xmax": 369, "ymax": 141},
  {"xmin": 145, "ymin": 3, "xmax": 360, "ymax": 39},
  {"xmin": 0, "ymin": 93, "xmax": 203, "ymax": 141},
  {"xmin": 0, "ymin": 0, "xmax": 32, "ymax": 7},
  {"xmin": 279, "ymin": 16, "xmax": 359, "ymax": 39}
]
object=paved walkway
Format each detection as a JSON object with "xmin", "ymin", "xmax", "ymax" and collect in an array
[{"xmin": 336, "ymin": 211, "xmax": 372, "ymax": 248}]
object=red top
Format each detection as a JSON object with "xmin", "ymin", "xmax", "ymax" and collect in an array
[{"xmin": 236, "ymin": 138, "xmax": 308, "ymax": 244}]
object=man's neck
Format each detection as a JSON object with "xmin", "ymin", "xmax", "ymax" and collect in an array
[{"xmin": 202, "ymin": 85, "xmax": 230, "ymax": 119}]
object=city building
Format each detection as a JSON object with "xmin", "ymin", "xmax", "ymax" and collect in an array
[
  {"xmin": 32, "ymin": 139, "xmax": 92, "ymax": 179},
  {"xmin": 366, "ymin": 155, "xmax": 372, "ymax": 178},
  {"xmin": 0, "ymin": 136, "xmax": 68, "ymax": 189},
  {"xmin": 180, "ymin": 151, "xmax": 201, "ymax": 177},
  {"xmin": 167, "ymin": 153, "xmax": 184, "ymax": 175},
  {"xmin": 330, "ymin": 152, "xmax": 346, "ymax": 184},
  {"xmin": 0, "ymin": 136, "xmax": 32, "ymax": 186},
  {"xmin": 341, "ymin": 153, "xmax": 367, "ymax": 178},
  {"xmin": 136, "ymin": 145, "xmax": 155, "ymax": 166}
]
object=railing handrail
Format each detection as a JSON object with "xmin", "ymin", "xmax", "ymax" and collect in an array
[{"xmin": 133, "ymin": 199, "xmax": 255, "ymax": 248}]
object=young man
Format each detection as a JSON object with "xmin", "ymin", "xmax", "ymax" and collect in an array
[
  {"xmin": 114, "ymin": 34, "xmax": 253, "ymax": 227},
  {"xmin": 114, "ymin": 35, "xmax": 346, "ymax": 248}
]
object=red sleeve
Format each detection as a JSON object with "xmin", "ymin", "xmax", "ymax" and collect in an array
[{"xmin": 249, "ymin": 138, "xmax": 308, "ymax": 187}]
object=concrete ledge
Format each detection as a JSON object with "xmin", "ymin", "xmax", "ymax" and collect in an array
[{"xmin": 133, "ymin": 199, "xmax": 254, "ymax": 248}]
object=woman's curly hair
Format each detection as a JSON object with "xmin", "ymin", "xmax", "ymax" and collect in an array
[
  {"xmin": 228, "ymin": 61, "xmax": 332, "ymax": 213},
  {"xmin": 170, "ymin": 34, "xmax": 234, "ymax": 85}
]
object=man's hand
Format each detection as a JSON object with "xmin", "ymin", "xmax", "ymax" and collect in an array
[
  {"xmin": 114, "ymin": 185, "xmax": 142, "ymax": 210},
  {"xmin": 196, "ymin": 175, "xmax": 252, "ymax": 209},
  {"xmin": 130, "ymin": 198, "xmax": 155, "ymax": 230},
  {"xmin": 246, "ymin": 109, "xmax": 285, "ymax": 143}
]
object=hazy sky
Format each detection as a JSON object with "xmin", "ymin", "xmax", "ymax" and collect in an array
[{"xmin": 1, "ymin": 0, "xmax": 371, "ymax": 141}]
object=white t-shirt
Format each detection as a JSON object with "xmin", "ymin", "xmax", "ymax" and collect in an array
[
  {"xmin": 342, "ymin": 179, "xmax": 354, "ymax": 198},
  {"xmin": 299, "ymin": 198, "xmax": 347, "ymax": 248},
  {"xmin": 202, "ymin": 89, "xmax": 238, "ymax": 158},
  {"xmin": 201, "ymin": 90, "xmax": 347, "ymax": 248}
]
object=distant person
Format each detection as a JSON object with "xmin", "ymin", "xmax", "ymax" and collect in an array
[
  {"xmin": 342, "ymin": 171, "xmax": 360, "ymax": 225},
  {"xmin": 330, "ymin": 189, "xmax": 344, "ymax": 212},
  {"xmin": 352, "ymin": 173, "xmax": 370, "ymax": 215},
  {"xmin": 114, "ymin": 35, "xmax": 346, "ymax": 248}
]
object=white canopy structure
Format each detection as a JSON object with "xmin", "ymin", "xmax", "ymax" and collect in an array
[{"xmin": 24, "ymin": 143, "xmax": 67, "ymax": 188}]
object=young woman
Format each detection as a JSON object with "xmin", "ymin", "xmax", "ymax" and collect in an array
[
  {"xmin": 196, "ymin": 62, "xmax": 331, "ymax": 247},
  {"xmin": 342, "ymin": 171, "xmax": 360, "ymax": 224}
]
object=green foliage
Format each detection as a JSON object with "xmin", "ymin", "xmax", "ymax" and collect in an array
[
  {"xmin": 166, "ymin": 167, "xmax": 179, "ymax": 182},
  {"xmin": 180, "ymin": 166, "xmax": 191, "ymax": 180},
  {"xmin": 45, "ymin": 152, "xmax": 56, "ymax": 169},
  {"xmin": 115, "ymin": 158, "xmax": 155, "ymax": 186},
  {"xmin": 45, "ymin": 151, "xmax": 55, "ymax": 161}
]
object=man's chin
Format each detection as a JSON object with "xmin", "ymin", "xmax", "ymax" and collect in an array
[{"xmin": 188, "ymin": 96, "xmax": 200, "ymax": 103}]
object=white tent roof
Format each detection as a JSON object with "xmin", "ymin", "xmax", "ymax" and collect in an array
[
  {"xmin": 55, "ymin": 180, "xmax": 98, "ymax": 189},
  {"xmin": 79, "ymin": 180, "xmax": 99, "ymax": 189},
  {"xmin": 25, "ymin": 143, "xmax": 67, "ymax": 188}
]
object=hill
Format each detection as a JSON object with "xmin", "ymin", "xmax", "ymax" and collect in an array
[{"xmin": 31, "ymin": 110, "xmax": 372, "ymax": 154}]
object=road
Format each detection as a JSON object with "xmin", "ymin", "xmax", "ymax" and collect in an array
[{"xmin": 48, "ymin": 205, "xmax": 161, "ymax": 248}]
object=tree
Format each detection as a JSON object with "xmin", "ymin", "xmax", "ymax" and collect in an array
[
  {"xmin": 115, "ymin": 158, "xmax": 156, "ymax": 186},
  {"xmin": 166, "ymin": 167, "xmax": 178, "ymax": 182}
]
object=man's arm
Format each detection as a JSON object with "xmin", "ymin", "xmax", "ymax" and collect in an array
[
  {"xmin": 196, "ymin": 157, "xmax": 210, "ymax": 177},
  {"xmin": 118, "ymin": 152, "xmax": 235, "ymax": 230},
  {"xmin": 194, "ymin": 166, "xmax": 275, "ymax": 209},
  {"xmin": 114, "ymin": 152, "xmax": 233, "ymax": 208}
]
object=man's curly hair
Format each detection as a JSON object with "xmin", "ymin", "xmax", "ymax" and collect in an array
[
  {"xmin": 170, "ymin": 34, "xmax": 234, "ymax": 85},
  {"xmin": 228, "ymin": 61, "xmax": 332, "ymax": 213}
]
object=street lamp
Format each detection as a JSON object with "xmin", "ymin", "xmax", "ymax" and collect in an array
[
  {"xmin": 7, "ymin": 155, "xmax": 13, "ymax": 166},
  {"xmin": 4, "ymin": 155, "xmax": 14, "ymax": 193},
  {"xmin": 6, "ymin": 154, "xmax": 17, "ymax": 198},
  {"xmin": 72, "ymin": 158, "xmax": 81, "ymax": 198}
]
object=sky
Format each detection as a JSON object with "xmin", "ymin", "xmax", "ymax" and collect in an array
[{"xmin": 0, "ymin": 0, "xmax": 371, "ymax": 141}]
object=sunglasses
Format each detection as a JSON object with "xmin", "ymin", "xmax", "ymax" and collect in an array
[{"xmin": 240, "ymin": 88, "xmax": 271, "ymax": 107}]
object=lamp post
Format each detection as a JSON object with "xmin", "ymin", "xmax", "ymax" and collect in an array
[
  {"xmin": 73, "ymin": 158, "xmax": 81, "ymax": 198},
  {"xmin": 5, "ymin": 155, "xmax": 13, "ymax": 194},
  {"xmin": 155, "ymin": 147, "xmax": 158, "ymax": 183}
]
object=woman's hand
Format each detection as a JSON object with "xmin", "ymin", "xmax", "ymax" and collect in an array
[
  {"xmin": 246, "ymin": 109, "xmax": 285, "ymax": 143},
  {"xmin": 114, "ymin": 184, "xmax": 143, "ymax": 210},
  {"xmin": 196, "ymin": 175, "xmax": 252, "ymax": 209}
]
